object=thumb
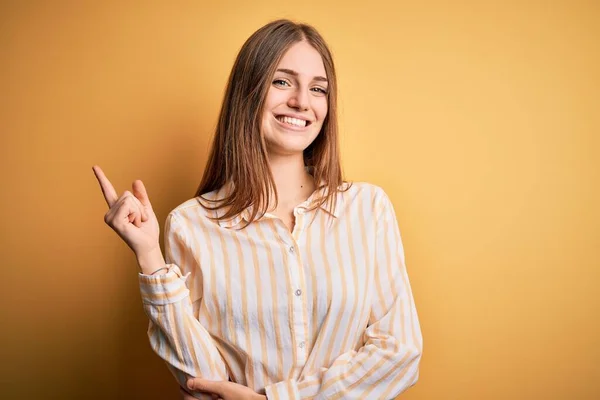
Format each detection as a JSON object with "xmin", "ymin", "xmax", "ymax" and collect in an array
[
  {"xmin": 187, "ymin": 378, "xmax": 221, "ymax": 394},
  {"xmin": 132, "ymin": 179, "xmax": 152, "ymax": 209}
]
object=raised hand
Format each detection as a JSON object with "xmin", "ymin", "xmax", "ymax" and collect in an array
[{"xmin": 92, "ymin": 165, "xmax": 164, "ymax": 271}]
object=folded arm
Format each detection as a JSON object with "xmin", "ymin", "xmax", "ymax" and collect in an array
[{"xmin": 264, "ymin": 190, "xmax": 423, "ymax": 399}]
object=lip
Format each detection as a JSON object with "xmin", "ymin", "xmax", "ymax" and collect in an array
[{"xmin": 273, "ymin": 113, "xmax": 313, "ymax": 131}]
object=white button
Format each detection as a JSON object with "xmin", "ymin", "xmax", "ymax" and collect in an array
[
  {"xmin": 295, "ymin": 289, "xmax": 302, "ymax": 296},
  {"xmin": 298, "ymin": 341, "xmax": 305, "ymax": 348},
  {"xmin": 289, "ymin": 246, "xmax": 295, "ymax": 253},
  {"xmin": 297, "ymin": 208, "xmax": 305, "ymax": 215}
]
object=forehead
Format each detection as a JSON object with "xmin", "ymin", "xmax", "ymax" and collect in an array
[{"xmin": 276, "ymin": 41, "xmax": 327, "ymax": 78}]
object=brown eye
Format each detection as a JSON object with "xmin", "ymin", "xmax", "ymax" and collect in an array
[{"xmin": 273, "ymin": 79, "xmax": 290, "ymax": 87}]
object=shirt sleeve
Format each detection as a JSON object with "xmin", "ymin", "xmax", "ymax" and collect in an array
[
  {"xmin": 138, "ymin": 212, "xmax": 229, "ymax": 399},
  {"xmin": 264, "ymin": 190, "xmax": 423, "ymax": 400}
]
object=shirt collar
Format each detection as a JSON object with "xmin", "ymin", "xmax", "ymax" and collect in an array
[{"xmin": 209, "ymin": 181, "xmax": 342, "ymax": 229}]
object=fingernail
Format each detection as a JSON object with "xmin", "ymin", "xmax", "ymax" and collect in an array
[{"xmin": 187, "ymin": 379, "xmax": 194, "ymax": 390}]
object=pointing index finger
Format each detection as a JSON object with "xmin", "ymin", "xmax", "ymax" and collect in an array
[{"xmin": 92, "ymin": 165, "xmax": 118, "ymax": 208}]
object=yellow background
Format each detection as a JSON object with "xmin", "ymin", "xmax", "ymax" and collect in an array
[{"xmin": 1, "ymin": 1, "xmax": 598, "ymax": 399}]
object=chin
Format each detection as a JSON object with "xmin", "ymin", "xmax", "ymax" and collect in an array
[
  {"xmin": 268, "ymin": 144, "xmax": 310, "ymax": 156},
  {"xmin": 265, "ymin": 133, "xmax": 319, "ymax": 155}
]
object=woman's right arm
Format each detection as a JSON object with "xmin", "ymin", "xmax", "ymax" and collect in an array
[
  {"xmin": 139, "ymin": 212, "xmax": 230, "ymax": 387},
  {"xmin": 92, "ymin": 166, "xmax": 228, "ymax": 399}
]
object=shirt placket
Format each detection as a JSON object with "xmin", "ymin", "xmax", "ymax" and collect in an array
[{"xmin": 287, "ymin": 206, "xmax": 309, "ymax": 369}]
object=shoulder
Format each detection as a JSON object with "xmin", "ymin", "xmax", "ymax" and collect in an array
[
  {"xmin": 333, "ymin": 181, "xmax": 396, "ymax": 220},
  {"xmin": 340, "ymin": 181, "xmax": 392, "ymax": 207},
  {"xmin": 166, "ymin": 188, "xmax": 223, "ymax": 225}
]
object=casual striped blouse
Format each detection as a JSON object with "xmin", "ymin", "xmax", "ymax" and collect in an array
[{"xmin": 138, "ymin": 182, "xmax": 423, "ymax": 399}]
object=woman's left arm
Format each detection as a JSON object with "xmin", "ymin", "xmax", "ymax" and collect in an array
[{"xmin": 264, "ymin": 189, "xmax": 423, "ymax": 400}]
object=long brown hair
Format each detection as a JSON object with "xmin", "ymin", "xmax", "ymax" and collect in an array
[{"xmin": 195, "ymin": 19, "xmax": 347, "ymax": 226}]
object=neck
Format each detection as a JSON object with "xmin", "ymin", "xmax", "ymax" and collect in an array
[{"xmin": 267, "ymin": 153, "xmax": 314, "ymax": 209}]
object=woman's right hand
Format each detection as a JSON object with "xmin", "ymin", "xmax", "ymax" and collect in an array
[{"xmin": 92, "ymin": 165, "xmax": 162, "ymax": 263}]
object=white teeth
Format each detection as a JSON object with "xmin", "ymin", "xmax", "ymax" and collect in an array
[{"xmin": 277, "ymin": 116, "xmax": 307, "ymax": 127}]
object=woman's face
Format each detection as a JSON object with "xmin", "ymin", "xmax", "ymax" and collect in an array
[{"xmin": 261, "ymin": 41, "xmax": 329, "ymax": 157}]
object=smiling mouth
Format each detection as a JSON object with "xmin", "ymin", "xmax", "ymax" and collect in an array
[{"xmin": 276, "ymin": 115, "xmax": 312, "ymax": 128}]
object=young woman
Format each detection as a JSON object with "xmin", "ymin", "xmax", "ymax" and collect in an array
[{"xmin": 93, "ymin": 19, "xmax": 422, "ymax": 400}]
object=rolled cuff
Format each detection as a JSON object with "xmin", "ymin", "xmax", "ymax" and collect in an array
[
  {"xmin": 138, "ymin": 264, "xmax": 190, "ymax": 305},
  {"xmin": 265, "ymin": 379, "xmax": 300, "ymax": 400}
]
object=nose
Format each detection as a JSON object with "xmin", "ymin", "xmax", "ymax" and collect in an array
[{"xmin": 287, "ymin": 88, "xmax": 309, "ymax": 111}]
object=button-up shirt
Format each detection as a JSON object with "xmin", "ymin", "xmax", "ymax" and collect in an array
[{"xmin": 138, "ymin": 182, "xmax": 422, "ymax": 399}]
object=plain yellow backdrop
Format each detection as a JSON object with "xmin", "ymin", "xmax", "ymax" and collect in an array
[{"xmin": 1, "ymin": 1, "xmax": 598, "ymax": 399}]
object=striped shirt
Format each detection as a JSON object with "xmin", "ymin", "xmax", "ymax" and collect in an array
[{"xmin": 138, "ymin": 182, "xmax": 423, "ymax": 399}]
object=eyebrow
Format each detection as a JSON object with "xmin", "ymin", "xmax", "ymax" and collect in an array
[{"xmin": 276, "ymin": 68, "xmax": 328, "ymax": 83}]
